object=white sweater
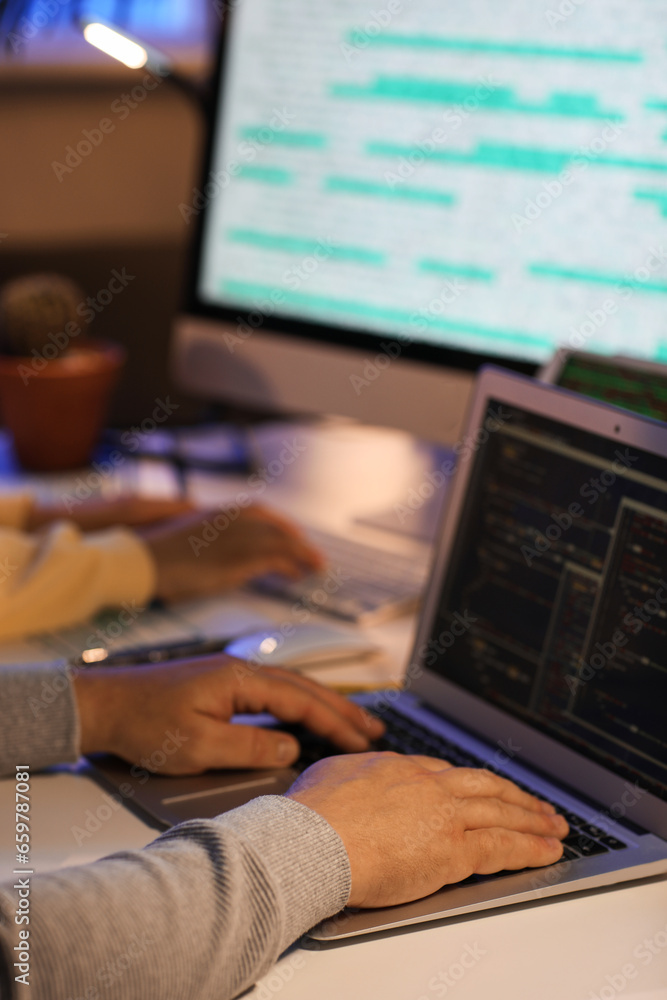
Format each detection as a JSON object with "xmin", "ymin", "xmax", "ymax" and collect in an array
[{"xmin": 0, "ymin": 494, "xmax": 155, "ymax": 641}]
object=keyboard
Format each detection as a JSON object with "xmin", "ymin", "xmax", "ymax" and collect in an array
[
  {"xmin": 285, "ymin": 707, "xmax": 627, "ymax": 874},
  {"xmin": 253, "ymin": 526, "xmax": 431, "ymax": 624}
]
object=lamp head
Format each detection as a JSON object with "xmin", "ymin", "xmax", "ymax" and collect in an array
[{"xmin": 79, "ymin": 18, "xmax": 170, "ymax": 75}]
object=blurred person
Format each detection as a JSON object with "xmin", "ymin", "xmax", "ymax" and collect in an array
[{"xmin": 0, "ymin": 492, "xmax": 324, "ymax": 641}]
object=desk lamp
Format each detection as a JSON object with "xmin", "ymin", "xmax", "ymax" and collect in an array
[{"xmin": 80, "ymin": 16, "xmax": 209, "ymax": 113}]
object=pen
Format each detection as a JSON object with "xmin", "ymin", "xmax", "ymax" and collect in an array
[{"xmin": 71, "ymin": 635, "xmax": 236, "ymax": 668}]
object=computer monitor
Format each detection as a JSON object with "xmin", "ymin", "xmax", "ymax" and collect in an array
[{"xmin": 173, "ymin": 0, "xmax": 667, "ymax": 445}]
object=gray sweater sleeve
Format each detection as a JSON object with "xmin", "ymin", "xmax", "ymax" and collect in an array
[
  {"xmin": 0, "ymin": 663, "xmax": 352, "ymax": 1000},
  {"xmin": 0, "ymin": 662, "xmax": 80, "ymax": 776},
  {"xmin": 0, "ymin": 796, "xmax": 351, "ymax": 1000}
]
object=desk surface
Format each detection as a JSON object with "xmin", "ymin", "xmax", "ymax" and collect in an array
[{"xmin": 1, "ymin": 422, "xmax": 666, "ymax": 1000}]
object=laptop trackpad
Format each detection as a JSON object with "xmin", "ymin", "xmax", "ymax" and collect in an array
[
  {"xmin": 160, "ymin": 773, "xmax": 295, "ymax": 821},
  {"xmin": 86, "ymin": 755, "xmax": 297, "ymax": 827}
]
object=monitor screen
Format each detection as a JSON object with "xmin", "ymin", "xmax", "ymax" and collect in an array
[
  {"xmin": 191, "ymin": 0, "xmax": 667, "ymax": 370},
  {"xmin": 556, "ymin": 354, "xmax": 667, "ymax": 421},
  {"xmin": 428, "ymin": 399, "xmax": 667, "ymax": 801}
]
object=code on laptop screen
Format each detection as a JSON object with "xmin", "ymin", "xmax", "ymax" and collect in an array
[{"xmin": 428, "ymin": 401, "xmax": 667, "ymax": 801}]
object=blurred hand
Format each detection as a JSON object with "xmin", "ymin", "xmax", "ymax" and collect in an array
[
  {"xmin": 28, "ymin": 495, "xmax": 194, "ymax": 532},
  {"xmin": 73, "ymin": 657, "xmax": 383, "ymax": 772},
  {"xmin": 286, "ymin": 753, "xmax": 568, "ymax": 908},
  {"xmin": 139, "ymin": 504, "xmax": 325, "ymax": 602}
]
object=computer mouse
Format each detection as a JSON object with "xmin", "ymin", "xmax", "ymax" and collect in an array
[{"xmin": 224, "ymin": 622, "xmax": 380, "ymax": 669}]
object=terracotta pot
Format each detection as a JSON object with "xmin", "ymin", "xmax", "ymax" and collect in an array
[{"xmin": 0, "ymin": 340, "xmax": 126, "ymax": 471}]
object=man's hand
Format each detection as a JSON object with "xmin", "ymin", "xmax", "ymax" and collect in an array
[
  {"xmin": 72, "ymin": 657, "xmax": 383, "ymax": 772},
  {"xmin": 27, "ymin": 495, "xmax": 194, "ymax": 532},
  {"xmin": 286, "ymin": 753, "xmax": 569, "ymax": 908},
  {"xmin": 139, "ymin": 504, "xmax": 325, "ymax": 602}
]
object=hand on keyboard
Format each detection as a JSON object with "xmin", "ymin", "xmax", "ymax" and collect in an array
[
  {"xmin": 253, "ymin": 526, "xmax": 430, "ymax": 623},
  {"xmin": 286, "ymin": 753, "xmax": 569, "ymax": 908}
]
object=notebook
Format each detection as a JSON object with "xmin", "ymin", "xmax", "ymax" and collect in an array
[{"xmin": 89, "ymin": 367, "xmax": 667, "ymax": 939}]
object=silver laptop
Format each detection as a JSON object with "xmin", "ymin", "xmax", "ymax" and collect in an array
[{"xmin": 89, "ymin": 366, "xmax": 667, "ymax": 938}]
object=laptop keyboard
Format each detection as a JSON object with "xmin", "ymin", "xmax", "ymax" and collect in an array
[
  {"xmin": 253, "ymin": 527, "xmax": 430, "ymax": 624},
  {"xmin": 287, "ymin": 707, "xmax": 627, "ymax": 875}
]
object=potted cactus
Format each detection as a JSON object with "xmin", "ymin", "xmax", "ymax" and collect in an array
[{"xmin": 0, "ymin": 273, "xmax": 125, "ymax": 470}]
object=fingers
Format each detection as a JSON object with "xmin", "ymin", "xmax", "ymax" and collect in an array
[
  {"xmin": 258, "ymin": 553, "xmax": 317, "ymax": 581},
  {"xmin": 435, "ymin": 766, "xmax": 557, "ymax": 815},
  {"xmin": 408, "ymin": 754, "xmax": 458, "ymax": 773},
  {"xmin": 225, "ymin": 526, "xmax": 322, "ymax": 581},
  {"xmin": 241, "ymin": 506, "xmax": 326, "ymax": 573},
  {"xmin": 458, "ymin": 797, "xmax": 569, "ymax": 839},
  {"xmin": 232, "ymin": 671, "xmax": 378, "ymax": 751},
  {"xmin": 465, "ymin": 827, "xmax": 565, "ymax": 874},
  {"xmin": 262, "ymin": 530, "xmax": 324, "ymax": 576},
  {"xmin": 231, "ymin": 554, "xmax": 311, "ymax": 583},
  {"xmin": 262, "ymin": 667, "xmax": 385, "ymax": 740},
  {"xmin": 190, "ymin": 719, "xmax": 301, "ymax": 770}
]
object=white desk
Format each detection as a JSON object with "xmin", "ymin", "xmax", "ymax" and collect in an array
[{"xmin": 1, "ymin": 421, "xmax": 666, "ymax": 1000}]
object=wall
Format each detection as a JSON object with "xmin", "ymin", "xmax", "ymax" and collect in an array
[{"xmin": 0, "ymin": 55, "xmax": 209, "ymax": 422}]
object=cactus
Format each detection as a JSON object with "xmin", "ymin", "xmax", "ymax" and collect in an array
[{"xmin": 0, "ymin": 273, "xmax": 87, "ymax": 357}]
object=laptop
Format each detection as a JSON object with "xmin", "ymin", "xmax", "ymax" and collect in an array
[
  {"xmin": 540, "ymin": 347, "xmax": 667, "ymax": 422},
  {"xmin": 89, "ymin": 366, "xmax": 667, "ymax": 939}
]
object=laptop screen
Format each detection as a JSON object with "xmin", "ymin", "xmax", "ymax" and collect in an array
[
  {"xmin": 429, "ymin": 400, "xmax": 667, "ymax": 801},
  {"xmin": 556, "ymin": 355, "xmax": 667, "ymax": 422}
]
